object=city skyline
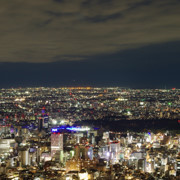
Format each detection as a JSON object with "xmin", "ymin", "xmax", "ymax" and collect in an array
[{"xmin": 0, "ymin": 87, "xmax": 179, "ymax": 179}]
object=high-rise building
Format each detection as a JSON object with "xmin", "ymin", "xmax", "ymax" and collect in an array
[
  {"xmin": 137, "ymin": 159, "xmax": 146, "ymax": 172},
  {"xmin": 38, "ymin": 115, "xmax": 49, "ymax": 131},
  {"xmin": 176, "ymin": 156, "xmax": 180, "ymax": 176},
  {"xmin": 19, "ymin": 147, "xmax": 30, "ymax": 166},
  {"xmin": 110, "ymin": 141, "xmax": 120, "ymax": 164},
  {"xmin": 51, "ymin": 131, "xmax": 63, "ymax": 162},
  {"xmin": 38, "ymin": 117, "xmax": 43, "ymax": 131}
]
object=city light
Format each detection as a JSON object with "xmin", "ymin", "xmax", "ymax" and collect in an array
[{"xmin": 0, "ymin": 87, "xmax": 179, "ymax": 179}]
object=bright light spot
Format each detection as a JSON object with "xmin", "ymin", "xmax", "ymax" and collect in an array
[
  {"xmin": 140, "ymin": 102, "xmax": 144, "ymax": 105},
  {"xmin": 107, "ymin": 152, "xmax": 110, "ymax": 157},
  {"xmin": 52, "ymin": 120, "xmax": 57, "ymax": 125}
]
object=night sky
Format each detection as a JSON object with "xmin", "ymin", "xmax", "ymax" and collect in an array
[{"xmin": 0, "ymin": 0, "xmax": 179, "ymax": 88}]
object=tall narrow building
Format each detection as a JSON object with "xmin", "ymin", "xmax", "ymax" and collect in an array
[{"xmin": 51, "ymin": 131, "xmax": 63, "ymax": 162}]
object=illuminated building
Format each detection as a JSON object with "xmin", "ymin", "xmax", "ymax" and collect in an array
[
  {"xmin": 103, "ymin": 132, "xmax": 109, "ymax": 144},
  {"xmin": 75, "ymin": 145, "xmax": 90, "ymax": 160},
  {"xmin": 19, "ymin": 147, "xmax": 30, "ymax": 166},
  {"xmin": 74, "ymin": 133, "xmax": 83, "ymax": 143},
  {"xmin": 51, "ymin": 132, "xmax": 63, "ymax": 162},
  {"xmin": 137, "ymin": 159, "xmax": 146, "ymax": 172},
  {"xmin": 51, "ymin": 126, "xmax": 91, "ymax": 133},
  {"xmin": 176, "ymin": 156, "xmax": 180, "ymax": 176},
  {"xmin": 78, "ymin": 169, "xmax": 88, "ymax": 180},
  {"xmin": 87, "ymin": 146, "xmax": 93, "ymax": 160},
  {"xmin": 110, "ymin": 141, "xmax": 120, "ymax": 164},
  {"xmin": 38, "ymin": 115, "xmax": 49, "ymax": 131},
  {"xmin": 65, "ymin": 158, "xmax": 98, "ymax": 172},
  {"xmin": 41, "ymin": 152, "xmax": 51, "ymax": 162},
  {"xmin": 0, "ymin": 139, "xmax": 15, "ymax": 153},
  {"xmin": 99, "ymin": 145, "xmax": 109, "ymax": 160}
]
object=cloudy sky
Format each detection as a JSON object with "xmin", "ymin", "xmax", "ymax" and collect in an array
[{"xmin": 0, "ymin": 0, "xmax": 179, "ymax": 88}]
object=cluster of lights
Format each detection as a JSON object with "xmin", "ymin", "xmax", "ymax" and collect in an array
[
  {"xmin": 66, "ymin": 127, "xmax": 90, "ymax": 131},
  {"xmin": 51, "ymin": 126, "xmax": 90, "ymax": 133}
]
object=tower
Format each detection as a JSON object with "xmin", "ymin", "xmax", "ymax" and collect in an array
[
  {"xmin": 19, "ymin": 147, "xmax": 30, "ymax": 166},
  {"xmin": 51, "ymin": 132, "xmax": 63, "ymax": 162}
]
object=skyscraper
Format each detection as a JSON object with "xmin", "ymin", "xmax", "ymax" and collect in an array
[{"xmin": 51, "ymin": 132, "xmax": 63, "ymax": 162}]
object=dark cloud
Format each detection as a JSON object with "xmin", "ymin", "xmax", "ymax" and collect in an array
[
  {"xmin": 0, "ymin": 0, "xmax": 179, "ymax": 63},
  {"xmin": 53, "ymin": 0, "xmax": 64, "ymax": 3},
  {"xmin": 36, "ymin": 19, "xmax": 53, "ymax": 28},
  {"xmin": 84, "ymin": 12, "xmax": 123, "ymax": 23},
  {"xmin": 45, "ymin": 10, "xmax": 75, "ymax": 17},
  {"xmin": 129, "ymin": 0, "xmax": 153, "ymax": 10}
]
